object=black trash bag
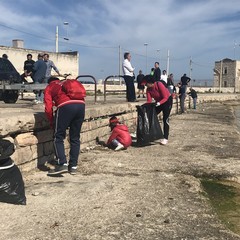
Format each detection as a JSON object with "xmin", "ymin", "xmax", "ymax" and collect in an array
[
  {"xmin": 136, "ymin": 103, "xmax": 163, "ymax": 146},
  {"xmin": 0, "ymin": 139, "xmax": 26, "ymax": 205},
  {"xmin": 0, "ymin": 161, "xmax": 26, "ymax": 205}
]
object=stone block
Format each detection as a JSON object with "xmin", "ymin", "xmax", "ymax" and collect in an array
[{"xmin": 15, "ymin": 132, "xmax": 38, "ymax": 147}]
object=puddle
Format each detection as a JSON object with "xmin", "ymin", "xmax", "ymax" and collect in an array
[{"xmin": 201, "ymin": 179, "xmax": 240, "ymax": 235}]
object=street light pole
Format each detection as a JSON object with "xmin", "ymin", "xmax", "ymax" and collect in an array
[
  {"xmin": 144, "ymin": 43, "xmax": 148, "ymax": 74},
  {"xmin": 55, "ymin": 26, "xmax": 59, "ymax": 53},
  {"xmin": 63, "ymin": 22, "xmax": 69, "ymax": 41},
  {"xmin": 156, "ymin": 49, "xmax": 160, "ymax": 63}
]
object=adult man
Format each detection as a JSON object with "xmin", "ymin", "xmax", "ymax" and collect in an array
[
  {"xmin": 32, "ymin": 53, "xmax": 47, "ymax": 103},
  {"xmin": 21, "ymin": 54, "xmax": 35, "ymax": 82},
  {"xmin": 43, "ymin": 53, "xmax": 60, "ymax": 82},
  {"xmin": 122, "ymin": 52, "xmax": 137, "ymax": 102},
  {"xmin": 153, "ymin": 62, "xmax": 161, "ymax": 82},
  {"xmin": 180, "ymin": 73, "xmax": 191, "ymax": 92},
  {"xmin": 44, "ymin": 77, "xmax": 85, "ymax": 175}
]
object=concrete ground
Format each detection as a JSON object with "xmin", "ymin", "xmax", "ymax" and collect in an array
[{"xmin": 1, "ymin": 100, "xmax": 240, "ymax": 240}]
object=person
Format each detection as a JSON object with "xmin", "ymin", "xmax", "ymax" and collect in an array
[
  {"xmin": 144, "ymin": 75, "xmax": 173, "ymax": 145},
  {"xmin": 160, "ymin": 70, "xmax": 168, "ymax": 84},
  {"xmin": 153, "ymin": 62, "xmax": 161, "ymax": 82},
  {"xmin": 188, "ymin": 87, "xmax": 198, "ymax": 109},
  {"xmin": 136, "ymin": 70, "xmax": 145, "ymax": 98},
  {"xmin": 96, "ymin": 116, "xmax": 132, "ymax": 151},
  {"xmin": 2, "ymin": 54, "xmax": 8, "ymax": 59},
  {"xmin": 43, "ymin": 53, "xmax": 60, "ymax": 83},
  {"xmin": 167, "ymin": 73, "xmax": 176, "ymax": 95},
  {"xmin": 32, "ymin": 53, "xmax": 47, "ymax": 103},
  {"xmin": 21, "ymin": 54, "xmax": 35, "ymax": 83},
  {"xmin": 180, "ymin": 73, "xmax": 191, "ymax": 95},
  {"xmin": 122, "ymin": 52, "xmax": 137, "ymax": 102},
  {"xmin": 150, "ymin": 68, "xmax": 155, "ymax": 76},
  {"xmin": 178, "ymin": 83, "xmax": 185, "ymax": 113},
  {"xmin": 44, "ymin": 76, "xmax": 85, "ymax": 176}
]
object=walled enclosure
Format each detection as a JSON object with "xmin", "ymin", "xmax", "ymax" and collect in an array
[{"xmin": 1, "ymin": 94, "xmax": 239, "ymax": 173}]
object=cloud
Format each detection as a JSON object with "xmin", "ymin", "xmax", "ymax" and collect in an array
[{"xmin": 0, "ymin": 0, "xmax": 240, "ymax": 80}]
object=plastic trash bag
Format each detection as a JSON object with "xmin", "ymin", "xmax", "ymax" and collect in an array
[
  {"xmin": 0, "ymin": 163, "xmax": 26, "ymax": 205},
  {"xmin": 136, "ymin": 103, "xmax": 163, "ymax": 146},
  {"xmin": 0, "ymin": 139, "xmax": 26, "ymax": 205}
]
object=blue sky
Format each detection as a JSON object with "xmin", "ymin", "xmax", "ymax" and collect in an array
[{"xmin": 0, "ymin": 0, "xmax": 240, "ymax": 82}]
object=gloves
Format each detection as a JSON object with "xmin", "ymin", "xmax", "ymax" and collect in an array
[{"xmin": 156, "ymin": 102, "xmax": 161, "ymax": 107}]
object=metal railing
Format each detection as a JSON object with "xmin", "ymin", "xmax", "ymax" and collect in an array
[
  {"xmin": 103, "ymin": 75, "xmax": 125, "ymax": 102},
  {"xmin": 76, "ymin": 75, "xmax": 97, "ymax": 103}
]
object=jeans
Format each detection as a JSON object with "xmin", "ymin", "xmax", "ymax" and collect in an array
[
  {"xmin": 193, "ymin": 97, "xmax": 197, "ymax": 109},
  {"xmin": 54, "ymin": 103, "xmax": 85, "ymax": 167},
  {"xmin": 156, "ymin": 96, "xmax": 173, "ymax": 139}
]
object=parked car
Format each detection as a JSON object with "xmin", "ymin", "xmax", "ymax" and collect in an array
[{"xmin": 0, "ymin": 57, "xmax": 22, "ymax": 103}]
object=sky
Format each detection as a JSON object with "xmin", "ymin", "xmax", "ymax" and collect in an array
[{"xmin": 0, "ymin": 0, "xmax": 240, "ymax": 83}]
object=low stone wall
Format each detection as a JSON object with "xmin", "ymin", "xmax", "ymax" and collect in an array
[{"xmin": 0, "ymin": 94, "xmax": 239, "ymax": 172}]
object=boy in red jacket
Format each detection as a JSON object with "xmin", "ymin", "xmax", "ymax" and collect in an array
[{"xmin": 97, "ymin": 116, "xmax": 132, "ymax": 151}]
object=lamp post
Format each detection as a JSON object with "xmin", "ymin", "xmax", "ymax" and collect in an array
[
  {"xmin": 63, "ymin": 22, "xmax": 69, "ymax": 41},
  {"xmin": 156, "ymin": 49, "xmax": 160, "ymax": 63},
  {"xmin": 144, "ymin": 43, "xmax": 148, "ymax": 74}
]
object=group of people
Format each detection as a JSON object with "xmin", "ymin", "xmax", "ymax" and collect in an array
[
  {"xmin": 122, "ymin": 51, "xmax": 198, "ymax": 145},
  {"xmin": 21, "ymin": 53, "xmax": 61, "ymax": 103}
]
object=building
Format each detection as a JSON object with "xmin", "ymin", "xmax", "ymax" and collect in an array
[
  {"xmin": 213, "ymin": 58, "xmax": 240, "ymax": 92},
  {"xmin": 0, "ymin": 40, "xmax": 79, "ymax": 77}
]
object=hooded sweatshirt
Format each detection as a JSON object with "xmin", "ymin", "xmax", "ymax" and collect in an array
[{"xmin": 107, "ymin": 124, "xmax": 132, "ymax": 148}]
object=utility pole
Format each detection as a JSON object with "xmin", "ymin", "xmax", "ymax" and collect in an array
[
  {"xmin": 189, "ymin": 56, "xmax": 192, "ymax": 86},
  {"xmin": 55, "ymin": 26, "xmax": 59, "ymax": 53},
  {"xmin": 166, "ymin": 49, "xmax": 170, "ymax": 75},
  {"xmin": 119, "ymin": 45, "xmax": 122, "ymax": 85}
]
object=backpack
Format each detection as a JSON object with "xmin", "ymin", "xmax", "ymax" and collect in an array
[{"xmin": 61, "ymin": 79, "xmax": 86, "ymax": 100}]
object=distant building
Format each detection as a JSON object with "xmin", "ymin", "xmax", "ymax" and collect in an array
[{"xmin": 213, "ymin": 58, "xmax": 240, "ymax": 92}]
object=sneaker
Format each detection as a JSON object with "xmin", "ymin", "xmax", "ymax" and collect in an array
[
  {"xmin": 160, "ymin": 139, "xmax": 168, "ymax": 145},
  {"xmin": 115, "ymin": 143, "xmax": 125, "ymax": 151},
  {"xmin": 143, "ymin": 95, "xmax": 146, "ymax": 98},
  {"xmin": 47, "ymin": 164, "xmax": 68, "ymax": 176},
  {"xmin": 69, "ymin": 166, "xmax": 78, "ymax": 175},
  {"xmin": 137, "ymin": 95, "xmax": 140, "ymax": 98}
]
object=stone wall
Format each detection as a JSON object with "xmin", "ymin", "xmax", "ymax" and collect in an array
[{"xmin": 1, "ymin": 94, "xmax": 239, "ymax": 172}]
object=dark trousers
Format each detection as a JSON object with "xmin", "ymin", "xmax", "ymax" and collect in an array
[
  {"xmin": 156, "ymin": 96, "xmax": 173, "ymax": 139},
  {"xmin": 124, "ymin": 75, "xmax": 136, "ymax": 102},
  {"xmin": 54, "ymin": 103, "xmax": 85, "ymax": 167}
]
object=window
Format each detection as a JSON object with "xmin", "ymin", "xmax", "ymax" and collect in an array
[{"xmin": 223, "ymin": 67, "xmax": 228, "ymax": 74}]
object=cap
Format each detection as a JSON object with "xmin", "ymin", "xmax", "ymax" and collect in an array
[{"xmin": 109, "ymin": 116, "xmax": 120, "ymax": 126}]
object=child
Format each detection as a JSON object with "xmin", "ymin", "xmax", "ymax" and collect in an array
[{"xmin": 97, "ymin": 116, "xmax": 132, "ymax": 151}]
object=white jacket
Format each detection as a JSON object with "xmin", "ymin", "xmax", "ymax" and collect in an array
[{"xmin": 122, "ymin": 59, "xmax": 134, "ymax": 77}]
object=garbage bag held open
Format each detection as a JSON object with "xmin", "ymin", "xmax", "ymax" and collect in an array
[{"xmin": 136, "ymin": 103, "xmax": 163, "ymax": 145}]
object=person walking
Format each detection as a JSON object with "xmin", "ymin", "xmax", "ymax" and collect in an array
[
  {"xmin": 144, "ymin": 75, "xmax": 173, "ymax": 145},
  {"xmin": 136, "ymin": 70, "xmax": 145, "ymax": 98},
  {"xmin": 122, "ymin": 52, "xmax": 137, "ymax": 102},
  {"xmin": 44, "ymin": 76, "xmax": 85, "ymax": 175}
]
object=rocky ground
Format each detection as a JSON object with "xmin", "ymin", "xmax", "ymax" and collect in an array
[{"xmin": 1, "ymin": 101, "xmax": 240, "ymax": 240}]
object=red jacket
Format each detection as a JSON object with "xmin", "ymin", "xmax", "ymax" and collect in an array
[
  {"xmin": 107, "ymin": 124, "xmax": 132, "ymax": 148},
  {"xmin": 44, "ymin": 79, "xmax": 85, "ymax": 126},
  {"xmin": 146, "ymin": 81, "xmax": 170, "ymax": 105}
]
